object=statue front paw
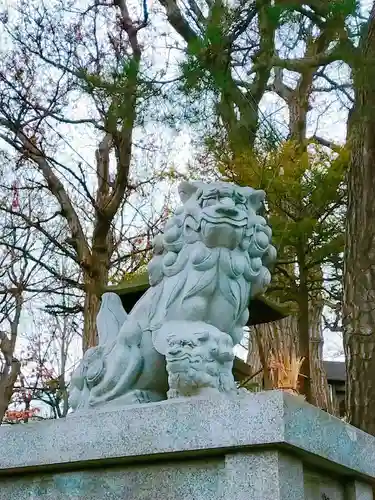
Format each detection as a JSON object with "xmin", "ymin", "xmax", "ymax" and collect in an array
[{"xmin": 86, "ymin": 355, "xmax": 105, "ymax": 389}]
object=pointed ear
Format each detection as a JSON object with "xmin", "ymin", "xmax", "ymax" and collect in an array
[
  {"xmin": 247, "ymin": 189, "xmax": 265, "ymax": 212},
  {"xmin": 178, "ymin": 181, "xmax": 198, "ymax": 204}
]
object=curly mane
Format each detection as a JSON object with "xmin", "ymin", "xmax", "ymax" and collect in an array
[{"xmin": 142, "ymin": 181, "xmax": 275, "ymax": 344}]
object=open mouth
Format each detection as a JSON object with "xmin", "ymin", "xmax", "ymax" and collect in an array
[
  {"xmin": 202, "ymin": 205, "xmax": 248, "ymax": 227},
  {"xmin": 202, "ymin": 214, "xmax": 247, "ymax": 227},
  {"xmin": 167, "ymin": 354, "xmax": 191, "ymax": 363}
]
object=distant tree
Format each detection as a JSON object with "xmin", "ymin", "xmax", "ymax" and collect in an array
[
  {"xmin": 343, "ymin": 0, "xmax": 375, "ymax": 435},
  {"xmin": 8, "ymin": 297, "xmax": 80, "ymax": 421},
  {"xmin": 0, "ymin": 0, "xmax": 175, "ymax": 350},
  {"xmin": 0, "ymin": 195, "xmax": 52, "ymax": 422}
]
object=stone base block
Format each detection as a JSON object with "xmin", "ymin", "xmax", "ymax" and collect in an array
[{"xmin": 0, "ymin": 391, "xmax": 374, "ymax": 499}]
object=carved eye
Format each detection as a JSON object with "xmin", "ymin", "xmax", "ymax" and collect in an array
[
  {"xmin": 197, "ymin": 331, "xmax": 209, "ymax": 342},
  {"xmin": 180, "ymin": 340, "xmax": 195, "ymax": 348},
  {"xmin": 203, "ymin": 198, "xmax": 217, "ymax": 207},
  {"xmin": 196, "ymin": 188, "xmax": 203, "ymax": 199},
  {"xmin": 234, "ymin": 193, "xmax": 246, "ymax": 205}
]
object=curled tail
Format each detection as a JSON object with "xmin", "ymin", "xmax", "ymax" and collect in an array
[{"xmin": 96, "ymin": 292, "xmax": 127, "ymax": 345}]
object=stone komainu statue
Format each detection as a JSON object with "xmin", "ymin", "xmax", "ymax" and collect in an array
[{"xmin": 69, "ymin": 181, "xmax": 276, "ymax": 410}]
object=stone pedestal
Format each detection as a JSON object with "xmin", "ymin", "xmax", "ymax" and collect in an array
[{"xmin": 0, "ymin": 391, "xmax": 374, "ymax": 499}]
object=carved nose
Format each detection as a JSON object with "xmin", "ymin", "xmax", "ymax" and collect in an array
[
  {"xmin": 168, "ymin": 346, "xmax": 182, "ymax": 356},
  {"xmin": 215, "ymin": 204, "xmax": 238, "ymax": 217},
  {"xmin": 214, "ymin": 197, "xmax": 239, "ymax": 217}
]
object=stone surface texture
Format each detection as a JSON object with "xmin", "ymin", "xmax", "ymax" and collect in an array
[
  {"xmin": 0, "ymin": 460, "xmax": 222, "ymax": 500},
  {"xmin": 304, "ymin": 469, "xmax": 344, "ymax": 500},
  {"xmin": 346, "ymin": 481, "xmax": 374, "ymax": 500},
  {"xmin": 69, "ymin": 181, "xmax": 276, "ymax": 411},
  {"xmin": 0, "ymin": 391, "xmax": 375, "ymax": 499},
  {"xmin": 0, "ymin": 391, "xmax": 374, "ymax": 478},
  {"xmin": 222, "ymin": 451, "xmax": 305, "ymax": 500}
]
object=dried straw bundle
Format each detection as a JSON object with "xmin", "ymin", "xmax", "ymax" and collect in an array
[{"xmin": 268, "ymin": 347, "xmax": 305, "ymax": 395}]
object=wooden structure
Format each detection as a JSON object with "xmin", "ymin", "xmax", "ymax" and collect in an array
[
  {"xmin": 234, "ymin": 357, "xmax": 346, "ymax": 416},
  {"xmin": 108, "ymin": 272, "xmax": 289, "ymax": 327}
]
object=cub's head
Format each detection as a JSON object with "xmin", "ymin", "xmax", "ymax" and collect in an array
[{"xmin": 153, "ymin": 320, "xmax": 235, "ymax": 397}]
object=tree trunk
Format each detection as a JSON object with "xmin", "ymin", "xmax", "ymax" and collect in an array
[
  {"xmin": 246, "ymin": 328, "xmax": 264, "ymax": 387},
  {"xmin": 83, "ymin": 272, "xmax": 109, "ymax": 351},
  {"xmin": 82, "ymin": 246, "xmax": 110, "ymax": 351},
  {"xmin": 0, "ymin": 289, "xmax": 23, "ymax": 423},
  {"xmin": 309, "ymin": 298, "xmax": 334, "ymax": 413},
  {"xmin": 343, "ymin": 2, "xmax": 375, "ymax": 434},
  {"xmin": 83, "ymin": 282, "xmax": 100, "ymax": 350},
  {"xmin": 296, "ymin": 263, "xmax": 332, "ymax": 410},
  {"xmin": 58, "ymin": 308, "xmax": 70, "ymax": 418},
  {"xmin": 0, "ymin": 359, "xmax": 20, "ymax": 423},
  {"xmin": 247, "ymin": 315, "xmax": 300, "ymax": 390},
  {"xmin": 247, "ymin": 281, "xmax": 332, "ymax": 410},
  {"xmin": 295, "ymin": 249, "xmax": 312, "ymax": 402}
]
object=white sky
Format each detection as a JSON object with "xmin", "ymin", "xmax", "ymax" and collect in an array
[{"xmin": 1, "ymin": 0, "xmax": 358, "ymax": 418}]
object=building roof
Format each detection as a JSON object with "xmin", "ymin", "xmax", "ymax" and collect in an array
[
  {"xmin": 324, "ymin": 361, "xmax": 346, "ymax": 382},
  {"xmin": 233, "ymin": 358, "xmax": 346, "ymax": 384},
  {"xmin": 108, "ymin": 272, "xmax": 290, "ymax": 326}
]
